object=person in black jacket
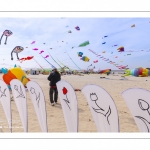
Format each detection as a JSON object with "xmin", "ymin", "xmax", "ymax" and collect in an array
[{"xmin": 47, "ymin": 68, "xmax": 61, "ymax": 106}]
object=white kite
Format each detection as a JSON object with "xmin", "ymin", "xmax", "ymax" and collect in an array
[
  {"xmin": 82, "ymin": 84, "xmax": 119, "ymax": 132},
  {"xmin": 122, "ymin": 88, "xmax": 150, "ymax": 132},
  {"xmin": 26, "ymin": 81, "xmax": 48, "ymax": 132},
  {"xmin": 0, "ymin": 80, "xmax": 12, "ymax": 132},
  {"xmin": 56, "ymin": 80, "xmax": 78, "ymax": 132},
  {"xmin": 10, "ymin": 79, "xmax": 28, "ymax": 132}
]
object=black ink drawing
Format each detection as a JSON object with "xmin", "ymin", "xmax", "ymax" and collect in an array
[
  {"xmin": 62, "ymin": 87, "xmax": 71, "ymax": 110},
  {"xmin": 135, "ymin": 99, "xmax": 150, "ymax": 132},
  {"xmin": 0, "ymin": 86, "xmax": 7, "ymax": 98},
  {"xmin": 14, "ymin": 85, "xmax": 25, "ymax": 98},
  {"xmin": 30, "ymin": 87, "xmax": 40, "ymax": 108},
  {"xmin": 90, "ymin": 93, "xmax": 111, "ymax": 125}
]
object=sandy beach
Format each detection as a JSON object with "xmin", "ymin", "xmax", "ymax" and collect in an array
[{"xmin": 0, "ymin": 73, "xmax": 149, "ymax": 132}]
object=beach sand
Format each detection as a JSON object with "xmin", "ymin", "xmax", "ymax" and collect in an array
[{"xmin": 0, "ymin": 73, "xmax": 149, "ymax": 132}]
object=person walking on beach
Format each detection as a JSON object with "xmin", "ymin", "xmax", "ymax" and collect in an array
[{"xmin": 47, "ymin": 68, "xmax": 61, "ymax": 106}]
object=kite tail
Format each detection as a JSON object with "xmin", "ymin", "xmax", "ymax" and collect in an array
[
  {"xmin": 16, "ymin": 52, "xmax": 19, "ymax": 60},
  {"xmin": 0, "ymin": 34, "xmax": 3, "ymax": 45},
  {"xmin": 66, "ymin": 50, "xmax": 81, "ymax": 70},
  {"xmin": 41, "ymin": 55, "xmax": 55, "ymax": 69},
  {"xmin": 4, "ymin": 36, "xmax": 8, "ymax": 45},
  {"xmin": 33, "ymin": 58, "xmax": 44, "ymax": 70},
  {"xmin": 46, "ymin": 50, "xmax": 62, "ymax": 68},
  {"xmin": 11, "ymin": 49, "xmax": 14, "ymax": 60}
]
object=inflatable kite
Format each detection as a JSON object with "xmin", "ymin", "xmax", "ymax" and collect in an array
[
  {"xmin": 33, "ymin": 48, "xmax": 38, "ymax": 50},
  {"xmin": 39, "ymin": 50, "xmax": 44, "ymax": 54},
  {"xmin": 0, "ymin": 30, "xmax": 13, "ymax": 45},
  {"xmin": 117, "ymin": 46, "xmax": 124, "ymax": 52},
  {"xmin": 77, "ymin": 52, "xmax": 83, "ymax": 57},
  {"xmin": 44, "ymin": 55, "xmax": 49, "ymax": 58},
  {"xmin": 81, "ymin": 56, "xmax": 90, "ymax": 62},
  {"xmin": 11, "ymin": 46, "xmax": 24, "ymax": 60},
  {"xmin": 79, "ymin": 41, "xmax": 89, "ymax": 47},
  {"xmin": 124, "ymin": 68, "xmax": 150, "ymax": 77},
  {"xmin": 2, "ymin": 66, "xmax": 30, "ymax": 89},
  {"xmin": 19, "ymin": 56, "xmax": 34, "ymax": 63},
  {"xmin": 31, "ymin": 41, "xmax": 35, "ymax": 44},
  {"xmin": 99, "ymin": 69, "xmax": 111, "ymax": 75}
]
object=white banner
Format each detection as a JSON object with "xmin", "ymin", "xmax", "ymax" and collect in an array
[
  {"xmin": 82, "ymin": 84, "xmax": 119, "ymax": 132},
  {"xmin": 122, "ymin": 88, "xmax": 150, "ymax": 132},
  {"xmin": 26, "ymin": 81, "xmax": 48, "ymax": 132},
  {"xmin": 56, "ymin": 80, "xmax": 78, "ymax": 132},
  {"xmin": 0, "ymin": 80, "xmax": 12, "ymax": 132},
  {"xmin": 10, "ymin": 79, "xmax": 28, "ymax": 132}
]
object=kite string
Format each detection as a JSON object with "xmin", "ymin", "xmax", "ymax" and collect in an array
[{"xmin": 65, "ymin": 49, "xmax": 81, "ymax": 70}]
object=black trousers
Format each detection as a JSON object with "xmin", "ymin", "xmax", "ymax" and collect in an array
[{"xmin": 49, "ymin": 87, "xmax": 58, "ymax": 103}]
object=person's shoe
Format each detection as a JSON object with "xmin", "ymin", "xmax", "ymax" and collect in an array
[
  {"xmin": 51, "ymin": 103, "xmax": 54, "ymax": 106},
  {"xmin": 54, "ymin": 101, "xmax": 57, "ymax": 104}
]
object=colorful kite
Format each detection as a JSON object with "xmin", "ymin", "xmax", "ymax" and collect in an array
[
  {"xmin": 77, "ymin": 52, "xmax": 83, "ymax": 57},
  {"xmin": 81, "ymin": 56, "xmax": 90, "ymax": 62},
  {"xmin": 19, "ymin": 56, "xmax": 34, "ymax": 63},
  {"xmin": 11, "ymin": 46, "xmax": 24, "ymax": 60},
  {"xmin": 124, "ymin": 68, "xmax": 150, "ymax": 77},
  {"xmin": 44, "ymin": 55, "xmax": 49, "ymax": 58},
  {"xmin": 0, "ymin": 30, "xmax": 13, "ymax": 45},
  {"xmin": 39, "ymin": 50, "xmax": 44, "ymax": 54},
  {"xmin": 31, "ymin": 41, "xmax": 35, "ymax": 44},
  {"xmin": 79, "ymin": 41, "xmax": 89, "ymax": 47},
  {"xmin": 33, "ymin": 48, "xmax": 38, "ymax": 50},
  {"xmin": 117, "ymin": 46, "xmax": 124, "ymax": 52},
  {"xmin": 99, "ymin": 69, "xmax": 111, "ymax": 75}
]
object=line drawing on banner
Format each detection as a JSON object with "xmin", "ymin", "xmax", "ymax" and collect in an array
[
  {"xmin": 14, "ymin": 85, "xmax": 25, "ymax": 98},
  {"xmin": 30, "ymin": 87, "xmax": 40, "ymax": 108},
  {"xmin": 90, "ymin": 93, "xmax": 111, "ymax": 125},
  {"xmin": 62, "ymin": 87, "xmax": 71, "ymax": 110},
  {"xmin": 135, "ymin": 99, "xmax": 150, "ymax": 132},
  {"xmin": 0, "ymin": 86, "xmax": 7, "ymax": 98}
]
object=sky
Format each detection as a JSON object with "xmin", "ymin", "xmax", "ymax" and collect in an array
[{"xmin": 0, "ymin": 18, "xmax": 150, "ymax": 70}]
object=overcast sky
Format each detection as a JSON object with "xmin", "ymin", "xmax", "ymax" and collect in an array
[{"xmin": 0, "ymin": 18, "xmax": 150, "ymax": 70}]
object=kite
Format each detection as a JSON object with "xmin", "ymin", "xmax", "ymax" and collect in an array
[
  {"xmin": 124, "ymin": 68, "xmax": 150, "ymax": 77},
  {"xmin": 33, "ymin": 48, "xmax": 38, "ymax": 50},
  {"xmin": 93, "ymin": 60, "xmax": 98, "ymax": 63},
  {"xmin": 75, "ymin": 26, "xmax": 80, "ymax": 31},
  {"xmin": 79, "ymin": 41, "xmax": 90, "ymax": 47},
  {"xmin": 117, "ymin": 46, "xmax": 124, "ymax": 52},
  {"xmin": 102, "ymin": 51, "xmax": 106, "ymax": 53},
  {"xmin": 19, "ymin": 56, "xmax": 34, "ymax": 63},
  {"xmin": 44, "ymin": 55, "xmax": 49, "ymax": 58},
  {"xmin": 31, "ymin": 41, "xmax": 35, "ymax": 44},
  {"xmin": 131, "ymin": 24, "xmax": 135, "ymax": 28},
  {"xmin": 0, "ymin": 30, "xmax": 13, "ymax": 45},
  {"xmin": 11, "ymin": 46, "xmax": 24, "ymax": 60},
  {"xmin": 50, "ymin": 48, "xmax": 52, "ymax": 49},
  {"xmin": 39, "ymin": 50, "xmax": 44, "ymax": 54},
  {"xmin": 81, "ymin": 56, "xmax": 90, "ymax": 62},
  {"xmin": 127, "ymin": 54, "xmax": 131, "ymax": 55},
  {"xmin": 68, "ymin": 30, "xmax": 72, "ymax": 33},
  {"xmin": 2, "ymin": 66, "xmax": 30, "ymax": 89},
  {"xmin": 112, "ymin": 44, "xmax": 118, "ymax": 47},
  {"xmin": 77, "ymin": 52, "xmax": 83, "ymax": 57},
  {"xmin": 99, "ymin": 69, "xmax": 111, "ymax": 75},
  {"xmin": 102, "ymin": 42, "xmax": 106, "ymax": 44},
  {"xmin": 118, "ymin": 65, "xmax": 128, "ymax": 70}
]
